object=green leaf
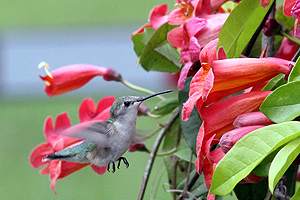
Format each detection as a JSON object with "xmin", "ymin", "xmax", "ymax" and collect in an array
[
  {"xmin": 210, "ymin": 122, "xmax": 300, "ymax": 196},
  {"xmin": 262, "ymin": 74, "xmax": 286, "ymax": 91},
  {"xmin": 252, "ymin": 147, "xmax": 281, "ymax": 177},
  {"xmin": 179, "ymin": 76, "xmax": 202, "ymax": 154},
  {"xmin": 132, "ymin": 23, "xmax": 181, "ymax": 73},
  {"xmin": 217, "ymin": 0, "xmax": 274, "ymax": 58},
  {"xmin": 233, "ymin": 178, "xmax": 268, "ymax": 200},
  {"xmin": 162, "ymin": 117, "xmax": 180, "ymax": 152},
  {"xmin": 260, "ymin": 81, "xmax": 300, "ymax": 123},
  {"xmin": 269, "ymin": 136, "xmax": 300, "ymax": 193},
  {"xmin": 132, "ymin": 28, "xmax": 156, "ymax": 57},
  {"xmin": 275, "ymin": 5, "xmax": 295, "ymax": 31},
  {"xmin": 291, "ymin": 186, "xmax": 300, "ymax": 200},
  {"xmin": 150, "ymin": 98, "xmax": 178, "ymax": 115},
  {"xmin": 288, "ymin": 56, "xmax": 300, "ymax": 82},
  {"xmin": 173, "ymin": 149, "xmax": 196, "ymax": 163}
]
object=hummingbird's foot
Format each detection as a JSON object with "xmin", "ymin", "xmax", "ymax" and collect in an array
[
  {"xmin": 117, "ymin": 157, "xmax": 129, "ymax": 169},
  {"xmin": 107, "ymin": 160, "xmax": 116, "ymax": 173}
]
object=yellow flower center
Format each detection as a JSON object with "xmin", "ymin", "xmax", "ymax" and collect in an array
[{"xmin": 175, "ymin": 1, "xmax": 193, "ymax": 18}]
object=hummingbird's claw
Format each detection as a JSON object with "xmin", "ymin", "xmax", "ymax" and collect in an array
[
  {"xmin": 107, "ymin": 160, "xmax": 116, "ymax": 173},
  {"xmin": 117, "ymin": 157, "xmax": 129, "ymax": 169},
  {"xmin": 107, "ymin": 157, "xmax": 129, "ymax": 173}
]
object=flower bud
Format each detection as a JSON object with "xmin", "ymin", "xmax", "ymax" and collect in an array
[
  {"xmin": 219, "ymin": 126, "xmax": 264, "ymax": 153},
  {"xmin": 103, "ymin": 68, "xmax": 122, "ymax": 82},
  {"xmin": 138, "ymin": 103, "xmax": 150, "ymax": 116},
  {"xmin": 233, "ymin": 112, "xmax": 273, "ymax": 128},
  {"xmin": 128, "ymin": 143, "xmax": 150, "ymax": 153},
  {"xmin": 263, "ymin": 18, "xmax": 281, "ymax": 37}
]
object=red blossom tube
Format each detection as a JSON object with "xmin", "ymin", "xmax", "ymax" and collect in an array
[{"xmin": 39, "ymin": 62, "xmax": 121, "ymax": 97}]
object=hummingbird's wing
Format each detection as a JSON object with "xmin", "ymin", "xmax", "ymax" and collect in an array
[{"xmin": 57, "ymin": 120, "xmax": 113, "ymax": 147}]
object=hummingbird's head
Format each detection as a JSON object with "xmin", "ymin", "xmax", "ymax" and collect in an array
[
  {"xmin": 109, "ymin": 96, "xmax": 141, "ymax": 119},
  {"xmin": 109, "ymin": 90, "xmax": 173, "ymax": 119}
]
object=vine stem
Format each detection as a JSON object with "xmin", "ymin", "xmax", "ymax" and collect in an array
[
  {"xmin": 261, "ymin": 2, "xmax": 275, "ymax": 57},
  {"xmin": 137, "ymin": 108, "xmax": 179, "ymax": 200},
  {"xmin": 121, "ymin": 79, "xmax": 165, "ymax": 100}
]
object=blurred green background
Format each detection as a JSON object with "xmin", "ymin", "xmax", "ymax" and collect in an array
[{"xmin": 0, "ymin": 0, "xmax": 177, "ymax": 199}]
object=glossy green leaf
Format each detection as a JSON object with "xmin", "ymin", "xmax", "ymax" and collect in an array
[
  {"xmin": 252, "ymin": 147, "xmax": 281, "ymax": 177},
  {"xmin": 150, "ymin": 98, "xmax": 178, "ymax": 115},
  {"xmin": 260, "ymin": 81, "xmax": 300, "ymax": 123},
  {"xmin": 132, "ymin": 28, "xmax": 156, "ymax": 57},
  {"xmin": 262, "ymin": 74, "xmax": 286, "ymax": 91},
  {"xmin": 269, "ymin": 136, "xmax": 300, "ymax": 193},
  {"xmin": 291, "ymin": 186, "xmax": 300, "ymax": 200},
  {"xmin": 210, "ymin": 122, "xmax": 300, "ymax": 196},
  {"xmin": 179, "ymin": 77, "xmax": 202, "ymax": 154},
  {"xmin": 217, "ymin": 0, "xmax": 274, "ymax": 58},
  {"xmin": 288, "ymin": 56, "xmax": 300, "ymax": 82},
  {"xmin": 132, "ymin": 23, "xmax": 181, "ymax": 73}
]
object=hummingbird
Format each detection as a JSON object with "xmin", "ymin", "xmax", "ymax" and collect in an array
[{"xmin": 44, "ymin": 89, "xmax": 173, "ymax": 173}]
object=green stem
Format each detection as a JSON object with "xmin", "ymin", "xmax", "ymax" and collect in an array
[
  {"xmin": 281, "ymin": 31, "xmax": 300, "ymax": 45},
  {"xmin": 139, "ymin": 128, "xmax": 161, "ymax": 141},
  {"xmin": 156, "ymin": 148, "xmax": 177, "ymax": 156},
  {"xmin": 121, "ymin": 79, "xmax": 165, "ymax": 100}
]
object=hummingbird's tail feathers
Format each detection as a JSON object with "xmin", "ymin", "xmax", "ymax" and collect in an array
[{"xmin": 43, "ymin": 153, "xmax": 73, "ymax": 161}]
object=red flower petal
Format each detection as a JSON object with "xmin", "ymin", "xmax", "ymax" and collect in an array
[
  {"xmin": 44, "ymin": 113, "xmax": 71, "ymax": 146},
  {"xmin": 49, "ymin": 160, "xmax": 61, "ymax": 195},
  {"xmin": 167, "ymin": 26, "xmax": 184, "ymax": 48},
  {"xmin": 260, "ymin": 0, "xmax": 271, "ymax": 8},
  {"xmin": 78, "ymin": 99, "xmax": 96, "ymax": 122},
  {"xmin": 178, "ymin": 62, "xmax": 193, "ymax": 90},
  {"xmin": 284, "ymin": 0, "xmax": 297, "ymax": 17},
  {"xmin": 29, "ymin": 142, "xmax": 53, "ymax": 168},
  {"xmin": 91, "ymin": 165, "xmax": 107, "ymax": 175},
  {"xmin": 59, "ymin": 161, "xmax": 89, "ymax": 179},
  {"xmin": 149, "ymin": 4, "xmax": 168, "ymax": 29},
  {"xmin": 79, "ymin": 97, "xmax": 114, "ymax": 122}
]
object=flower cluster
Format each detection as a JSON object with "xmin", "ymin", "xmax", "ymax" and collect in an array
[
  {"xmin": 182, "ymin": 38, "xmax": 294, "ymax": 199},
  {"xmin": 29, "ymin": 0, "xmax": 300, "ymax": 199},
  {"xmin": 132, "ymin": 0, "xmax": 230, "ymax": 90},
  {"xmin": 29, "ymin": 96, "xmax": 114, "ymax": 194}
]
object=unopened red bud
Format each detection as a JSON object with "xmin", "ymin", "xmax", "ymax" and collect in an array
[
  {"xmin": 263, "ymin": 18, "xmax": 281, "ymax": 37},
  {"xmin": 138, "ymin": 102, "xmax": 150, "ymax": 116},
  {"xmin": 233, "ymin": 112, "xmax": 273, "ymax": 128},
  {"xmin": 128, "ymin": 143, "xmax": 150, "ymax": 153},
  {"xmin": 219, "ymin": 126, "xmax": 264, "ymax": 153},
  {"xmin": 103, "ymin": 68, "xmax": 122, "ymax": 82}
]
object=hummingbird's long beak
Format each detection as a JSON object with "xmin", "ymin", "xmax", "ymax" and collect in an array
[{"xmin": 137, "ymin": 89, "xmax": 173, "ymax": 102}]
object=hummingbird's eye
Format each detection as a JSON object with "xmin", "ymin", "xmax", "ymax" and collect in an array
[{"xmin": 124, "ymin": 101, "xmax": 130, "ymax": 107}]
